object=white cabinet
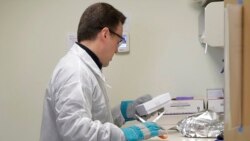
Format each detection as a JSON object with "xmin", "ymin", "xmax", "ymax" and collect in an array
[{"xmin": 200, "ymin": 1, "xmax": 224, "ymax": 47}]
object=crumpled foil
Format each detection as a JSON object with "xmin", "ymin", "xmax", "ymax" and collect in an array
[{"xmin": 176, "ymin": 110, "xmax": 224, "ymax": 138}]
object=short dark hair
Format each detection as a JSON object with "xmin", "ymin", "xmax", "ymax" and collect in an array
[{"xmin": 77, "ymin": 2, "xmax": 126, "ymax": 42}]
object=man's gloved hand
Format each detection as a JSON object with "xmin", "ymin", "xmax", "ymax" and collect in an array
[
  {"xmin": 120, "ymin": 95, "xmax": 152, "ymax": 122},
  {"xmin": 120, "ymin": 95, "xmax": 164, "ymax": 121},
  {"xmin": 112, "ymin": 94, "xmax": 164, "ymax": 127},
  {"xmin": 121, "ymin": 122, "xmax": 167, "ymax": 141}
]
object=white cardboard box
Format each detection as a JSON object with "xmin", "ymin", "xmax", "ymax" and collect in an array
[
  {"xmin": 206, "ymin": 88, "xmax": 224, "ymax": 99},
  {"xmin": 164, "ymin": 99, "xmax": 205, "ymax": 115},
  {"xmin": 157, "ymin": 114, "xmax": 192, "ymax": 126},
  {"xmin": 136, "ymin": 93, "xmax": 171, "ymax": 116},
  {"xmin": 207, "ymin": 99, "xmax": 224, "ymax": 113}
]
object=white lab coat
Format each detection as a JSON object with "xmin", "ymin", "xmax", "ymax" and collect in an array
[{"xmin": 40, "ymin": 43, "xmax": 125, "ymax": 141}]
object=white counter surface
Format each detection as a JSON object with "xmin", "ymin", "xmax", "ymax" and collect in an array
[
  {"xmin": 124, "ymin": 115, "xmax": 218, "ymax": 141},
  {"xmin": 148, "ymin": 130, "xmax": 216, "ymax": 141},
  {"xmin": 148, "ymin": 114, "xmax": 217, "ymax": 141}
]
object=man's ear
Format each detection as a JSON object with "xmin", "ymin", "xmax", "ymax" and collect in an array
[{"xmin": 101, "ymin": 27, "xmax": 109, "ymax": 39}]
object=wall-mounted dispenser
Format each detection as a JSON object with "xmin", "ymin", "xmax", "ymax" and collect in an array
[{"xmin": 199, "ymin": 1, "xmax": 224, "ymax": 47}]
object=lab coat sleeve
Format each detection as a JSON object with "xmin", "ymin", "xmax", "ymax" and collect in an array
[{"xmin": 54, "ymin": 81, "xmax": 125, "ymax": 141}]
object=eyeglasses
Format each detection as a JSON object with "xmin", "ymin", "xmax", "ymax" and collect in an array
[{"xmin": 108, "ymin": 28, "xmax": 125, "ymax": 44}]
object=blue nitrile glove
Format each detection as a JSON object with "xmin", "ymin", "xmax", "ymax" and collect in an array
[
  {"xmin": 121, "ymin": 122, "xmax": 167, "ymax": 141},
  {"xmin": 112, "ymin": 95, "xmax": 164, "ymax": 127},
  {"xmin": 121, "ymin": 95, "xmax": 152, "ymax": 122}
]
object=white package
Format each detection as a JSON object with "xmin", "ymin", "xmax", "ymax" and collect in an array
[
  {"xmin": 164, "ymin": 99, "xmax": 205, "ymax": 115},
  {"xmin": 136, "ymin": 93, "xmax": 171, "ymax": 116},
  {"xmin": 207, "ymin": 99, "xmax": 224, "ymax": 113}
]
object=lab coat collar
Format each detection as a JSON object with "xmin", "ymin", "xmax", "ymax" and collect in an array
[
  {"xmin": 70, "ymin": 43, "xmax": 106, "ymax": 82},
  {"xmin": 76, "ymin": 42, "xmax": 102, "ymax": 70}
]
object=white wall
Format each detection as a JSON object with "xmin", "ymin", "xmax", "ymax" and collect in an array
[{"xmin": 0, "ymin": 0, "xmax": 224, "ymax": 141}]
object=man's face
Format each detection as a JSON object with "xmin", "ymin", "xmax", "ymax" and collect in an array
[{"xmin": 102, "ymin": 22, "xmax": 123, "ymax": 67}]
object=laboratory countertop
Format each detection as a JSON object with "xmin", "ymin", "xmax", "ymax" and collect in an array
[
  {"xmin": 148, "ymin": 130, "xmax": 216, "ymax": 141},
  {"xmin": 124, "ymin": 114, "xmax": 218, "ymax": 141}
]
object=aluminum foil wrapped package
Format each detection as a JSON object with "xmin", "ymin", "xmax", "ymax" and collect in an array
[{"xmin": 176, "ymin": 110, "xmax": 224, "ymax": 138}]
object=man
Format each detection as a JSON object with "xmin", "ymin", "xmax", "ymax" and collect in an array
[{"xmin": 40, "ymin": 2, "xmax": 166, "ymax": 141}]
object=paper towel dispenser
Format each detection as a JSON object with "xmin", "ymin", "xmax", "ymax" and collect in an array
[{"xmin": 199, "ymin": 1, "xmax": 224, "ymax": 47}]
